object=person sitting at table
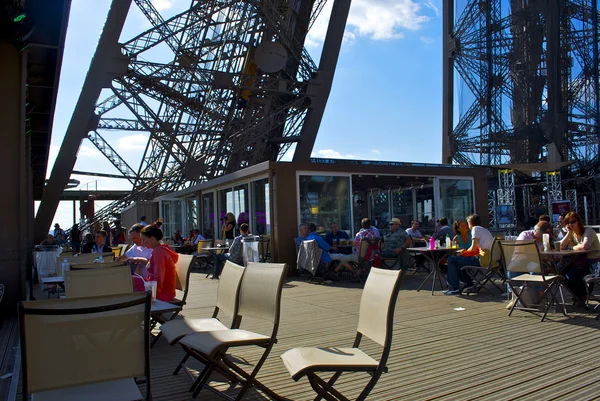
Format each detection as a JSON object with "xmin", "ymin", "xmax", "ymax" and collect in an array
[
  {"xmin": 538, "ymin": 214, "xmax": 551, "ymax": 224},
  {"xmin": 433, "ymin": 217, "xmax": 452, "ymax": 243},
  {"xmin": 172, "ymin": 230, "xmax": 184, "ymax": 246},
  {"xmin": 40, "ymin": 234, "xmax": 55, "ymax": 246},
  {"xmin": 406, "ymin": 220, "xmax": 426, "ymax": 240},
  {"xmin": 192, "ymin": 229, "xmax": 206, "ymax": 245},
  {"xmin": 554, "ymin": 212, "xmax": 568, "ymax": 240},
  {"xmin": 117, "ymin": 224, "xmax": 153, "ymax": 276},
  {"xmin": 54, "ymin": 233, "xmax": 67, "ymax": 246},
  {"xmin": 353, "ymin": 218, "xmax": 379, "ymax": 255},
  {"xmin": 381, "ymin": 218, "xmax": 412, "ymax": 268},
  {"xmin": 444, "ymin": 214, "xmax": 494, "ymax": 295},
  {"xmin": 213, "ymin": 223, "xmax": 252, "ymax": 278},
  {"xmin": 325, "ymin": 222, "xmax": 351, "ymax": 254},
  {"xmin": 308, "ymin": 223, "xmax": 332, "ymax": 266},
  {"xmin": 81, "ymin": 230, "xmax": 112, "ymax": 254},
  {"xmin": 141, "ymin": 225, "xmax": 178, "ymax": 302},
  {"xmin": 504, "ymin": 221, "xmax": 553, "ymax": 309},
  {"xmin": 296, "ymin": 223, "xmax": 310, "ymax": 248},
  {"xmin": 452, "ymin": 220, "xmax": 472, "ymax": 249},
  {"xmin": 558, "ymin": 211, "xmax": 600, "ymax": 305}
]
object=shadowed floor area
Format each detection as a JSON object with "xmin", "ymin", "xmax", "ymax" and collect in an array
[{"xmin": 142, "ymin": 271, "xmax": 600, "ymax": 400}]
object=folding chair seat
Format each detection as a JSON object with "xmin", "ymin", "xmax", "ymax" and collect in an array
[
  {"xmin": 460, "ymin": 238, "xmax": 505, "ymax": 295},
  {"xmin": 499, "ymin": 240, "xmax": 567, "ymax": 322},
  {"xmin": 280, "ymin": 268, "xmax": 405, "ymax": 401},
  {"xmin": 160, "ymin": 260, "xmax": 245, "ymax": 348},
  {"xmin": 150, "ymin": 254, "xmax": 196, "ymax": 346},
  {"xmin": 176, "ymin": 262, "xmax": 288, "ymax": 399},
  {"xmin": 19, "ymin": 293, "xmax": 152, "ymax": 401}
]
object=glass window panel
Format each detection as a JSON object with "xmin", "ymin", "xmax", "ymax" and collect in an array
[
  {"xmin": 299, "ymin": 175, "xmax": 351, "ymax": 232},
  {"xmin": 252, "ymin": 179, "xmax": 270, "ymax": 235},
  {"xmin": 415, "ymin": 185, "xmax": 435, "ymax": 234},
  {"xmin": 369, "ymin": 190, "xmax": 390, "ymax": 232},
  {"xmin": 217, "ymin": 184, "xmax": 249, "ymax": 238},
  {"xmin": 185, "ymin": 196, "xmax": 198, "ymax": 236},
  {"xmin": 391, "ymin": 189, "xmax": 414, "ymax": 227},
  {"xmin": 161, "ymin": 200, "xmax": 181, "ymax": 238},
  {"xmin": 439, "ymin": 179, "xmax": 474, "ymax": 225},
  {"xmin": 201, "ymin": 193, "xmax": 215, "ymax": 239}
]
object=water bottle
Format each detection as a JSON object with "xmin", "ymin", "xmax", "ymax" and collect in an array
[
  {"xmin": 98, "ymin": 254, "xmax": 104, "ymax": 263},
  {"xmin": 61, "ymin": 258, "xmax": 70, "ymax": 276},
  {"xmin": 445, "ymin": 237, "xmax": 452, "ymax": 249},
  {"xmin": 429, "ymin": 236, "xmax": 435, "ymax": 250}
]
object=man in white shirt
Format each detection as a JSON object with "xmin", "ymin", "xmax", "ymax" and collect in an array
[
  {"xmin": 444, "ymin": 214, "xmax": 494, "ymax": 295},
  {"xmin": 406, "ymin": 220, "xmax": 425, "ymax": 239},
  {"xmin": 118, "ymin": 224, "xmax": 153, "ymax": 275}
]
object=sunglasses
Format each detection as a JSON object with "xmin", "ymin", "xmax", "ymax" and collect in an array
[{"xmin": 567, "ymin": 220, "xmax": 577, "ymax": 225}]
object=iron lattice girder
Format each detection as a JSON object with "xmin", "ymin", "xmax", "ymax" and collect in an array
[
  {"xmin": 77, "ymin": 0, "xmax": 328, "ymax": 224},
  {"xmin": 448, "ymin": 0, "xmax": 600, "ymax": 171},
  {"xmin": 87, "ymin": 130, "xmax": 138, "ymax": 183}
]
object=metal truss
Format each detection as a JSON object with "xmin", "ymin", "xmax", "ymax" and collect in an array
[
  {"xmin": 546, "ymin": 171, "xmax": 563, "ymax": 213},
  {"xmin": 445, "ymin": 0, "xmax": 600, "ymax": 175},
  {"xmin": 46, "ymin": 0, "xmax": 345, "ymax": 228},
  {"xmin": 496, "ymin": 169, "xmax": 516, "ymax": 228}
]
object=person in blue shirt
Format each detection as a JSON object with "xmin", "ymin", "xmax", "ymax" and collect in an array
[
  {"xmin": 296, "ymin": 223, "xmax": 310, "ymax": 248},
  {"xmin": 307, "ymin": 223, "xmax": 332, "ymax": 265},
  {"xmin": 324, "ymin": 222, "xmax": 351, "ymax": 254}
]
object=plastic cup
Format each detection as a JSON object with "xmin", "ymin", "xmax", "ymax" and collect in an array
[{"xmin": 144, "ymin": 281, "xmax": 157, "ymax": 302}]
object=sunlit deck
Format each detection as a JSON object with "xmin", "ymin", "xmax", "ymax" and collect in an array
[{"xmin": 142, "ymin": 271, "xmax": 600, "ymax": 400}]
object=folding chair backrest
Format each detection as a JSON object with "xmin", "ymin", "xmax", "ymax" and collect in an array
[
  {"xmin": 216, "ymin": 261, "xmax": 245, "ymax": 317},
  {"xmin": 19, "ymin": 293, "xmax": 150, "ymax": 395},
  {"xmin": 197, "ymin": 239, "xmax": 212, "ymax": 255},
  {"xmin": 489, "ymin": 238, "xmax": 502, "ymax": 268},
  {"xmin": 357, "ymin": 268, "xmax": 405, "ymax": 347},
  {"xmin": 239, "ymin": 262, "xmax": 288, "ymax": 323},
  {"xmin": 69, "ymin": 261, "xmax": 127, "ymax": 270},
  {"xmin": 56, "ymin": 253, "xmax": 115, "ymax": 275},
  {"xmin": 499, "ymin": 240, "xmax": 543, "ymax": 275},
  {"xmin": 174, "ymin": 254, "xmax": 195, "ymax": 295},
  {"xmin": 298, "ymin": 240, "xmax": 321, "ymax": 276},
  {"xmin": 111, "ymin": 246, "xmax": 123, "ymax": 257},
  {"xmin": 65, "ymin": 266, "xmax": 133, "ymax": 298},
  {"xmin": 359, "ymin": 238, "xmax": 380, "ymax": 262}
]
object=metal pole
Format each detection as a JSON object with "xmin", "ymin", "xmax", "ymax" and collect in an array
[
  {"xmin": 441, "ymin": 0, "xmax": 455, "ymax": 163},
  {"xmin": 293, "ymin": 0, "xmax": 351, "ymax": 161},
  {"xmin": 34, "ymin": 0, "xmax": 133, "ymax": 242},
  {"xmin": 584, "ymin": 196, "xmax": 589, "ymax": 225}
]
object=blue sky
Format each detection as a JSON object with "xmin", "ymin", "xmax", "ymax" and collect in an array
[{"xmin": 47, "ymin": 0, "xmax": 444, "ymax": 193}]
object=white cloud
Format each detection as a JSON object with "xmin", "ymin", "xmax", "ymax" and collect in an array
[
  {"xmin": 307, "ymin": 0, "xmax": 430, "ymax": 47},
  {"xmin": 311, "ymin": 149, "xmax": 357, "ymax": 159},
  {"xmin": 423, "ymin": 0, "xmax": 440, "ymax": 16},
  {"xmin": 78, "ymin": 145, "xmax": 103, "ymax": 158},
  {"xmin": 118, "ymin": 134, "xmax": 148, "ymax": 151},
  {"xmin": 151, "ymin": 0, "xmax": 173, "ymax": 12},
  {"xmin": 371, "ymin": 149, "xmax": 381, "ymax": 154},
  {"xmin": 420, "ymin": 36, "xmax": 434, "ymax": 44}
]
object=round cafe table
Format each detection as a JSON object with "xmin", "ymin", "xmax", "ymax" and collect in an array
[{"xmin": 407, "ymin": 246, "xmax": 458, "ymax": 295}]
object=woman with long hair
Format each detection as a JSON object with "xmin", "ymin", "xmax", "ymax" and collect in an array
[
  {"xmin": 221, "ymin": 212, "xmax": 236, "ymax": 240},
  {"xmin": 102, "ymin": 221, "xmax": 111, "ymax": 246},
  {"xmin": 141, "ymin": 225, "xmax": 179, "ymax": 302},
  {"xmin": 70, "ymin": 224, "xmax": 82, "ymax": 253},
  {"xmin": 558, "ymin": 211, "xmax": 600, "ymax": 304},
  {"xmin": 452, "ymin": 220, "xmax": 472, "ymax": 250}
]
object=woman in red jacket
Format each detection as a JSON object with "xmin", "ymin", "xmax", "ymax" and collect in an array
[{"xmin": 141, "ymin": 225, "xmax": 179, "ymax": 302}]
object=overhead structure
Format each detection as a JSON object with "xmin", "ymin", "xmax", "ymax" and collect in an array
[
  {"xmin": 443, "ymin": 0, "xmax": 600, "ymax": 175},
  {"xmin": 36, "ymin": 0, "xmax": 350, "ymax": 237}
]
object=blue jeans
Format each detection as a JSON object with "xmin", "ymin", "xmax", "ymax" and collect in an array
[{"xmin": 447, "ymin": 255, "xmax": 479, "ymax": 288}]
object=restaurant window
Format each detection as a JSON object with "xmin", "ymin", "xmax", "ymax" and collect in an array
[
  {"xmin": 415, "ymin": 185, "xmax": 435, "ymax": 234},
  {"xmin": 161, "ymin": 199, "xmax": 181, "ymax": 238},
  {"xmin": 299, "ymin": 175, "xmax": 351, "ymax": 233},
  {"xmin": 201, "ymin": 193, "xmax": 215, "ymax": 239},
  {"xmin": 184, "ymin": 196, "xmax": 198, "ymax": 236},
  {"xmin": 368, "ymin": 190, "xmax": 390, "ymax": 232},
  {"xmin": 217, "ymin": 184, "xmax": 248, "ymax": 238},
  {"xmin": 252, "ymin": 179, "xmax": 270, "ymax": 235},
  {"xmin": 438, "ymin": 178, "xmax": 474, "ymax": 225},
  {"xmin": 391, "ymin": 189, "xmax": 414, "ymax": 227}
]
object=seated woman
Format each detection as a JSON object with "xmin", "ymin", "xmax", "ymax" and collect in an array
[
  {"xmin": 453, "ymin": 220, "xmax": 473, "ymax": 250},
  {"xmin": 140, "ymin": 225, "xmax": 179, "ymax": 302},
  {"xmin": 558, "ymin": 211, "xmax": 600, "ymax": 306}
]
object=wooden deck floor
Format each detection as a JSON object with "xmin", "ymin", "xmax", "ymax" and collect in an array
[{"xmin": 146, "ymin": 271, "xmax": 600, "ymax": 401}]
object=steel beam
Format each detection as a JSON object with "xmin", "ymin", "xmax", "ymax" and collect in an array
[
  {"xmin": 293, "ymin": 0, "xmax": 351, "ymax": 161},
  {"xmin": 442, "ymin": 0, "xmax": 455, "ymax": 163},
  {"xmin": 34, "ymin": 0, "xmax": 132, "ymax": 242}
]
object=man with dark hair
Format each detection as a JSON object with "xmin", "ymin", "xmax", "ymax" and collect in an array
[
  {"xmin": 140, "ymin": 216, "xmax": 148, "ymax": 226},
  {"xmin": 325, "ymin": 222, "xmax": 351, "ymax": 254},
  {"xmin": 118, "ymin": 224, "xmax": 153, "ymax": 264},
  {"xmin": 81, "ymin": 230, "xmax": 112, "ymax": 254},
  {"xmin": 213, "ymin": 223, "xmax": 252, "ymax": 278},
  {"xmin": 111, "ymin": 219, "xmax": 127, "ymax": 245},
  {"xmin": 433, "ymin": 217, "xmax": 452, "ymax": 242},
  {"xmin": 538, "ymin": 214, "xmax": 551, "ymax": 223}
]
